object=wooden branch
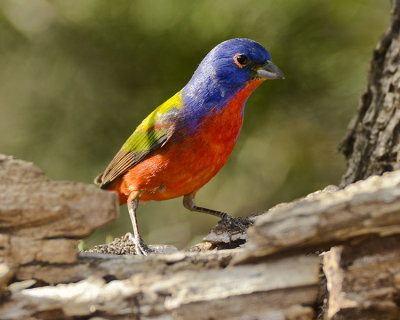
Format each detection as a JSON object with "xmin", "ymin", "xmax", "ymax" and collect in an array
[{"xmin": 237, "ymin": 171, "xmax": 400, "ymax": 262}]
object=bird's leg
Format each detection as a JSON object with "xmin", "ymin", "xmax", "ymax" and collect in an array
[
  {"xmin": 127, "ymin": 191, "xmax": 153, "ymax": 256},
  {"xmin": 183, "ymin": 192, "xmax": 252, "ymax": 232}
]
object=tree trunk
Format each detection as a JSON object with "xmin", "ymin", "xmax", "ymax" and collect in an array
[
  {"xmin": 340, "ymin": 0, "xmax": 400, "ymax": 186},
  {"xmin": 324, "ymin": 3, "xmax": 400, "ymax": 318}
]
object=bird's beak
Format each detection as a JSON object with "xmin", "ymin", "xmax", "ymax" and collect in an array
[{"xmin": 256, "ymin": 60, "xmax": 285, "ymax": 80}]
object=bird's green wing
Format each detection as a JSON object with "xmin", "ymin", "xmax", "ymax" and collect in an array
[{"xmin": 96, "ymin": 91, "xmax": 183, "ymax": 188}]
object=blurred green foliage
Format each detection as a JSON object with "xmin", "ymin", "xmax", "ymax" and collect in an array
[{"xmin": 0, "ymin": 0, "xmax": 390, "ymax": 248}]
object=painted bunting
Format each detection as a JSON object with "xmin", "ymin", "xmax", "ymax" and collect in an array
[{"xmin": 95, "ymin": 38, "xmax": 284, "ymax": 255}]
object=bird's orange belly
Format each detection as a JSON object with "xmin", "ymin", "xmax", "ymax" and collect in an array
[
  {"xmin": 113, "ymin": 113, "xmax": 242, "ymax": 203},
  {"xmin": 108, "ymin": 80, "xmax": 262, "ymax": 204},
  {"xmin": 130, "ymin": 135, "xmax": 236, "ymax": 201}
]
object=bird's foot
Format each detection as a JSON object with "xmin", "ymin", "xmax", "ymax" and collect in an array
[
  {"xmin": 221, "ymin": 214, "xmax": 253, "ymax": 233},
  {"xmin": 127, "ymin": 233, "xmax": 153, "ymax": 256}
]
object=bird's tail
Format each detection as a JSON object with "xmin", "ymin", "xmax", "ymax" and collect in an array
[
  {"xmin": 94, "ymin": 173, "xmax": 109, "ymax": 189},
  {"xmin": 94, "ymin": 173, "xmax": 103, "ymax": 185},
  {"xmin": 94, "ymin": 172, "xmax": 125, "ymax": 203}
]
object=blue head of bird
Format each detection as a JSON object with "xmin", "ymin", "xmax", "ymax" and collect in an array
[{"xmin": 183, "ymin": 38, "xmax": 284, "ymax": 107}]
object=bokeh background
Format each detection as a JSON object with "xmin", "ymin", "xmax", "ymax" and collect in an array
[{"xmin": 0, "ymin": 0, "xmax": 391, "ymax": 248}]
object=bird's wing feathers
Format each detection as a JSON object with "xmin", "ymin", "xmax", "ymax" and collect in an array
[{"xmin": 96, "ymin": 91, "xmax": 184, "ymax": 187}]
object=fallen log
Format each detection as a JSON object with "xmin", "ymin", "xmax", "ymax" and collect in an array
[
  {"xmin": 1, "ymin": 253, "xmax": 320, "ymax": 320},
  {"xmin": 323, "ymin": 236, "xmax": 400, "ymax": 319},
  {"xmin": 238, "ymin": 171, "xmax": 400, "ymax": 262},
  {"xmin": 3, "ymin": 155, "xmax": 400, "ymax": 319}
]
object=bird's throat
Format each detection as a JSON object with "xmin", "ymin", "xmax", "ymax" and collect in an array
[{"xmin": 234, "ymin": 79, "xmax": 264, "ymax": 106}]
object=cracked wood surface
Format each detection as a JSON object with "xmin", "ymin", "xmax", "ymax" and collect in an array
[
  {"xmin": 238, "ymin": 171, "xmax": 400, "ymax": 262},
  {"xmin": 323, "ymin": 236, "xmax": 400, "ymax": 320},
  {"xmin": 340, "ymin": 0, "xmax": 400, "ymax": 185},
  {"xmin": 1, "ymin": 253, "xmax": 320, "ymax": 320},
  {"xmin": 0, "ymin": 154, "xmax": 118, "ymax": 240},
  {"xmin": 0, "ymin": 154, "xmax": 118, "ymax": 267}
]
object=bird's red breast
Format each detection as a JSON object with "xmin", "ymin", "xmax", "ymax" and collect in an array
[{"xmin": 107, "ymin": 80, "xmax": 263, "ymax": 204}]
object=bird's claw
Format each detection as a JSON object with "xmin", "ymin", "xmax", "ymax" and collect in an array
[
  {"xmin": 127, "ymin": 233, "xmax": 153, "ymax": 256},
  {"xmin": 221, "ymin": 215, "xmax": 253, "ymax": 233}
]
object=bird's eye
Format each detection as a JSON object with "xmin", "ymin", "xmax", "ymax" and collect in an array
[{"xmin": 234, "ymin": 54, "xmax": 248, "ymax": 67}]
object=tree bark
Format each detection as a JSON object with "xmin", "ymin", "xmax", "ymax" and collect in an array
[
  {"xmin": 323, "ymin": 238, "xmax": 400, "ymax": 320},
  {"xmin": 324, "ymin": 3, "xmax": 400, "ymax": 318},
  {"xmin": 340, "ymin": 0, "xmax": 400, "ymax": 186}
]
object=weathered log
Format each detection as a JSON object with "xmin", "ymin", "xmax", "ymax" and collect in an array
[
  {"xmin": 4, "ymin": 154, "xmax": 400, "ymax": 319},
  {"xmin": 0, "ymin": 263, "xmax": 14, "ymax": 293},
  {"xmin": 323, "ymin": 236, "xmax": 400, "ymax": 319},
  {"xmin": 0, "ymin": 155, "xmax": 118, "ymax": 239},
  {"xmin": 0, "ymin": 154, "xmax": 118, "ymax": 266},
  {"xmin": 237, "ymin": 171, "xmax": 400, "ymax": 262},
  {"xmin": 15, "ymin": 249, "xmax": 233, "ymax": 284},
  {"xmin": 0, "ymin": 154, "xmax": 324, "ymax": 320},
  {"xmin": 1, "ymin": 253, "xmax": 320, "ymax": 320},
  {"xmin": 0, "ymin": 154, "xmax": 324, "ymax": 319}
]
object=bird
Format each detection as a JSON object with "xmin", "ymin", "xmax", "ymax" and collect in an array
[{"xmin": 95, "ymin": 38, "xmax": 284, "ymax": 255}]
